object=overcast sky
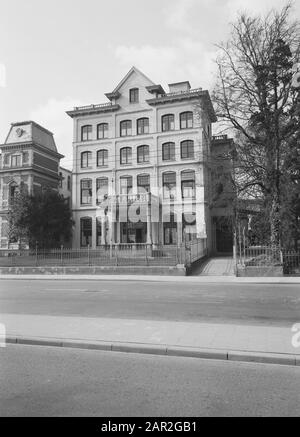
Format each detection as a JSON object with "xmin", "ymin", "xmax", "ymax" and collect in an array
[{"xmin": 0, "ymin": 0, "xmax": 298, "ymax": 168}]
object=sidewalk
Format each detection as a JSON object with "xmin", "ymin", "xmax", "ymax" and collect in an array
[
  {"xmin": 1, "ymin": 313, "xmax": 299, "ymax": 366},
  {"xmin": 0, "ymin": 274, "xmax": 300, "ymax": 283}
]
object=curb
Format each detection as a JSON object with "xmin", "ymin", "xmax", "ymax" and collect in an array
[
  {"xmin": 0, "ymin": 274, "xmax": 300, "ymax": 284},
  {"xmin": 5, "ymin": 336, "xmax": 300, "ymax": 367}
]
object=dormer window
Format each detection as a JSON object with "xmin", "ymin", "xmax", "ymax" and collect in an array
[{"xmin": 130, "ymin": 88, "xmax": 139, "ymax": 103}]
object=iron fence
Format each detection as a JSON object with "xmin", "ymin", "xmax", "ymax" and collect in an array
[
  {"xmin": 235, "ymin": 238, "xmax": 300, "ymax": 276},
  {"xmin": 282, "ymin": 250, "xmax": 300, "ymax": 275},
  {"xmin": 0, "ymin": 239, "xmax": 207, "ymax": 268}
]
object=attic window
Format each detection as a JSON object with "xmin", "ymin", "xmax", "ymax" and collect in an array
[{"xmin": 130, "ymin": 88, "xmax": 139, "ymax": 103}]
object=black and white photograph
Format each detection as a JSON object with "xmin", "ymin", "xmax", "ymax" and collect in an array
[{"xmin": 0, "ymin": 0, "xmax": 299, "ymax": 422}]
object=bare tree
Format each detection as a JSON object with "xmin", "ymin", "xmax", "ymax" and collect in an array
[{"xmin": 213, "ymin": 2, "xmax": 300, "ymax": 247}]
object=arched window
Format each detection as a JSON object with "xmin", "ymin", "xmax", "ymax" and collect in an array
[
  {"xmin": 80, "ymin": 217, "xmax": 92, "ymax": 247},
  {"xmin": 97, "ymin": 123, "xmax": 109, "ymax": 139},
  {"xmin": 180, "ymin": 112, "xmax": 193, "ymax": 129},
  {"xmin": 137, "ymin": 145, "xmax": 150, "ymax": 164},
  {"xmin": 81, "ymin": 151, "xmax": 92, "ymax": 169},
  {"xmin": 96, "ymin": 178, "xmax": 109, "ymax": 205},
  {"xmin": 181, "ymin": 170, "xmax": 196, "ymax": 199},
  {"xmin": 120, "ymin": 176, "xmax": 133, "ymax": 195},
  {"xmin": 162, "ymin": 114, "xmax": 175, "ymax": 132},
  {"xmin": 163, "ymin": 172, "xmax": 177, "ymax": 200},
  {"xmin": 137, "ymin": 118, "xmax": 149, "ymax": 135},
  {"xmin": 120, "ymin": 147, "xmax": 132, "ymax": 165},
  {"xmin": 137, "ymin": 174, "xmax": 150, "ymax": 193},
  {"xmin": 162, "ymin": 142, "xmax": 175, "ymax": 161},
  {"xmin": 181, "ymin": 140, "xmax": 194, "ymax": 159},
  {"xmin": 81, "ymin": 125, "xmax": 92, "ymax": 141},
  {"xmin": 80, "ymin": 179, "xmax": 93, "ymax": 205},
  {"xmin": 120, "ymin": 120, "xmax": 132, "ymax": 137},
  {"xmin": 129, "ymin": 88, "xmax": 139, "ymax": 103},
  {"xmin": 97, "ymin": 149, "xmax": 108, "ymax": 167}
]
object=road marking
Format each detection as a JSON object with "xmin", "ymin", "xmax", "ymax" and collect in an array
[{"xmin": 44, "ymin": 289, "xmax": 88, "ymax": 292}]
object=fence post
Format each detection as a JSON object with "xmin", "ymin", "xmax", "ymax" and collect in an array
[
  {"xmin": 60, "ymin": 245, "xmax": 64, "ymax": 267},
  {"xmin": 35, "ymin": 242, "xmax": 38, "ymax": 267},
  {"xmin": 88, "ymin": 244, "xmax": 90, "ymax": 266},
  {"xmin": 145, "ymin": 245, "xmax": 148, "ymax": 266},
  {"xmin": 115, "ymin": 244, "xmax": 118, "ymax": 266}
]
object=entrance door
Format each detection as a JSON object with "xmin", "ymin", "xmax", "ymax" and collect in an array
[
  {"xmin": 136, "ymin": 228, "xmax": 143, "ymax": 244},
  {"xmin": 216, "ymin": 221, "xmax": 233, "ymax": 253}
]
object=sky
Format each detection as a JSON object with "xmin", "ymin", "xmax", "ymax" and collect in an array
[{"xmin": 0, "ymin": 0, "xmax": 299, "ymax": 169}]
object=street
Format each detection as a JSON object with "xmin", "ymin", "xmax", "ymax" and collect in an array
[
  {"xmin": 1, "ymin": 344, "xmax": 299, "ymax": 417},
  {"xmin": 0, "ymin": 279, "xmax": 299, "ymax": 326}
]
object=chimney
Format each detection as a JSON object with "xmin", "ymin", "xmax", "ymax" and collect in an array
[{"xmin": 168, "ymin": 81, "xmax": 191, "ymax": 94}]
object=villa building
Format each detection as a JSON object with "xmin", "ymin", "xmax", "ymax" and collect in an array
[
  {"xmin": 67, "ymin": 66, "xmax": 223, "ymax": 251},
  {"xmin": 0, "ymin": 121, "xmax": 64, "ymax": 249}
]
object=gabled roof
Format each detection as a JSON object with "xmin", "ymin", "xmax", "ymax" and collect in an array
[
  {"xmin": 112, "ymin": 66, "xmax": 155, "ymax": 93},
  {"xmin": 105, "ymin": 66, "xmax": 156, "ymax": 101}
]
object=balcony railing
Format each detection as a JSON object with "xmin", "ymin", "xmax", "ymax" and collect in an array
[{"xmin": 73, "ymin": 102, "xmax": 115, "ymax": 111}]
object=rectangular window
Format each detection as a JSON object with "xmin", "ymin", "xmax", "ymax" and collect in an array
[
  {"xmin": 81, "ymin": 180, "xmax": 93, "ymax": 205},
  {"xmin": 130, "ymin": 88, "xmax": 139, "ymax": 103},
  {"xmin": 3, "ymin": 155, "xmax": 10, "ymax": 166},
  {"xmin": 11, "ymin": 155, "xmax": 21, "ymax": 167},
  {"xmin": 22, "ymin": 152, "xmax": 29, "ymax": 164}
]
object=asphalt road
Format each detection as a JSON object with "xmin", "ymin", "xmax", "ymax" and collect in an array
[
  {"xmin": 0, "ymin": 279, "xmax": 299, "ymax": 326},
  {"xmin": 1, "ymin": 344, "xmax": 299, "ymax": 417}
]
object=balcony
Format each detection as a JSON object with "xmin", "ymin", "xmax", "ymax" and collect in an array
[{"xmin": 96, "ymin": 193, "xmax": 159, "ymax": 208}]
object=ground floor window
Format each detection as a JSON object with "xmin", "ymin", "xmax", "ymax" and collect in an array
[
  {"xmin": 183, "ymin": 212, "xmax": 197, "ymax": 242},
  {"xmin": 96, "ymin": 218, "xmax": 102, "ymax": 246},
  {"xmin": 164, "ymin": 227, "xmax": 177, "ymax": 245},
  {"xmin": 121, "ymin": 222, "xmax": 147, "ymax": 244},
  {"xmin": 80, "ymin": 218, "xmax": 92, "ymax": 247},
  {"xmin": 164, "ymin": 213, "xmax": 177, "ymax": 245}
]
